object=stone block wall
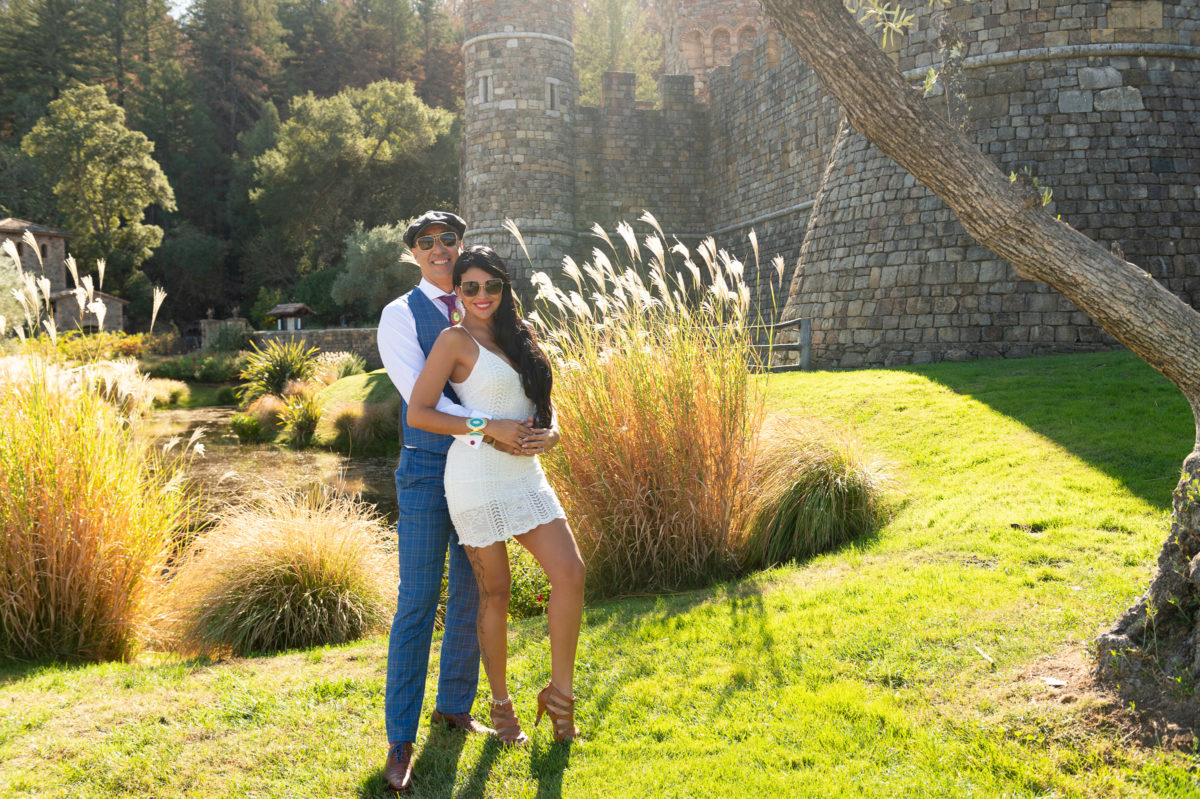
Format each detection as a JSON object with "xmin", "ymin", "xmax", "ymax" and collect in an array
[
  {"xmin": 573, "ymin": 73, "xmax": 710, "ymax": 250},
  {"xmin": 705, "ymin": 33, "xmax": 843, "ymax": 319},
  {"xmin": 251, "ymin": 328, "xmax": 384, "ymax": 370},
  {"xmin": 781, "ymin": 0, "xmax": 1200, "ymax": 368}
]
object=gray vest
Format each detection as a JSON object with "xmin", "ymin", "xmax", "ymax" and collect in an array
[{"xmin": 400, "ymin": 289, "xmax": 460, "ymax": 454}]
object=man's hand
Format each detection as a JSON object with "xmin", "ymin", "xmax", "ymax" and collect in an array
[
  {"xmin": 516, "ymin": 417, "xmax": 559, "ymax": 456},
  {"xmin": 482, "ymin": 418, "xmax": 534, "ymax": 449}
]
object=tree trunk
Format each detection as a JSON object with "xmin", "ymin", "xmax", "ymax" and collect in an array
[{"xmin": 760, "ymin": 0, "xmax": 1200, "ymax": 676}]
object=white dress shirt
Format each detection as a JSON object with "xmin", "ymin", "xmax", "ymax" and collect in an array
[{"xmin": 377, "ymin": 277, "xmax": 482, "ymax": 420}]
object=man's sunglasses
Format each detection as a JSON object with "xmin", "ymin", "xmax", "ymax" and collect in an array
[
  {"xmin": 459, "ymin": 279, "xmax": 506, "ymax": 298},
  {"xmin": 415, "ymin": 232, "xmax": 460, "ymax": 250}
]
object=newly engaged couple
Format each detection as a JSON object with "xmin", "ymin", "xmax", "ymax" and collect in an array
[{"xmin": 376, "ymin": 211, "xmax": 585, "ymax": 793}]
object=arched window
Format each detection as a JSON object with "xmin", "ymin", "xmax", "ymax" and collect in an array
[
  {"xmin": 681, "ymin": 29, "xmax": 704, "ymax": 70},
  {"xmin": 711, "ymin": 28, "xmax": 732, "ymax": 65},
  {"xmin": 737, "ymin": 25, "xmax": 757, "ymax": 51}
]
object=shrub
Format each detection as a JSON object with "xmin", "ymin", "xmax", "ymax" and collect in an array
[
  {"xmin": 314, "ymin": 351, "xmax": 367, "ymax": 386},
  {"xmin": 144, "ymin": 352, "xmax": 247, "ymax": 383},
  {"xmin": 238, "ymin": 339, "xmax": 319, "ymax": 403},
  {"xmin": 508, "ymin": 545, "xmax": 551, "ymax": 619},
  {"xmin": 354, "ymin": 399, "xmax": 400, "ymax": 448},
  {"xmin": 230, "ymin": 413, "xmax": 266, "ymax": 444},
  {"xmin": 741, "ymin": 418, "xmax": 893, "ymax": 568},
  {"xmin": 330, "ymin": 402, "xmax": 363, "ymax": 439},
  {"xmin": 209, "ymin": 323, "xmax": 251, "ymax": 352},
  {"xmin": 215, "ymin": 386, "xmax": 238, "ymax": 405},
  {"xmin": 167, "ymin": 487, "xmax": 396, "ymax": 656},
  {"xmin": 280, "ymin": 392, "xmax": 325, "ymax": 446},
  {"xmin": 247, "ymin": 394, "xmax": 286, "ymax": 430},
  {"xmin": 148, "ymin": 378, "xmax": 189, "ymax": 407},
  {"xmin": 0, "ymin": 359, "xmax": 192, "ymax": 661},
  {"xmin": 528, "ymin": 216, "xmax": 770, "ymax": 598}
]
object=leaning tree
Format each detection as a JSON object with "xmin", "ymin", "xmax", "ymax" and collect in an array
[{"xmin": 759, "ymin": 0, "xmax": 1200, "ymax": 676}]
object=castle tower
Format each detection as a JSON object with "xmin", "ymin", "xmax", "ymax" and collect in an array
[
  {"xmin": 652, "ymin": 0, "xmax": 767, "ymax": 100},
  {"xmin": 461, "ymin": 0, "xmax": 577, "ymax": 285}
]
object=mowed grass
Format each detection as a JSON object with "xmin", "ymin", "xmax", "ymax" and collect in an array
[{"xmin": 2, "ymin": 350, "xmax": 1198, "ymax": 797}]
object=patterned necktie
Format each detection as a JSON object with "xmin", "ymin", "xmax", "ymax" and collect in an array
[{"xmin": 437, "ymin": 294, "xmax": 457, "ymax": 320}]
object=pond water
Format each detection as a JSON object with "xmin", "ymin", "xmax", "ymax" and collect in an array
[{"xmin": 145, "ymin": 407, "xmax": 400, "ymax": 523}]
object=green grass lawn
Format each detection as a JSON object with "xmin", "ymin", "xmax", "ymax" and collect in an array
[{"xmin": 3, "ymin": 351, "xmax": 1198, "ymax": 797}]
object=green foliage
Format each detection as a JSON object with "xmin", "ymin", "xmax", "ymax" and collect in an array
[
  {"xmin": 230, "ymin": 413, "xmax": 266, "ymax": 444},
  {"xmin": 0, "ymin": 140, "xmax": 57, "ymax": 222},
  {"xmin": 167, "ymin": 488, "xmax": 395, "ymax": 657},
  {"xmin": 0, "ymin": 358, "xmax": 191, "ymax": 661},
  {"xmin": 280, "ymin": 392, "xmax": 324, "ymax": 447},
  {"xmin": 508, "ymin": 545, "xmax": 551, "ymax": 619},
  {"xmin": 144, "ymin": 352, "xmax": 248, "ymax": 383},
  {"xmin": 208, "ymin": 323, "xmax": 251, "ymax": 353},
  {"xmin": 215, "ymin": 385, "xmax": 238, "ymax": 405},
  {"xmin": 742, "ymin": 421, "xmax": 893, "ymax": 568},
  {"xmin": 54, "ymin": 330, "xmax": 166, "ymax": 363},
  {"xmin": 575, "ymin": 0, "xmax": 663, "ymax": 106},
  {"xmin": 249, "ymin": 80, "xmax": 456, "ymax": 274},
  {"xmin": 249, "ymin": 285, "xmax": 286, "ymax": 330},
  {"xmin": 144, "ymin": 222, "xmax": 228, "ymax": 326},
  {"xmin": 21, "ymin": 85, "xmax": 175, "ymax": 285},
  {"xmin": 330, "ymin": 219, "xmax": 420, "ymax": 320},
  {"xmin": 237, "ymin": 339, "xmax": 318, "ymax": 402}
]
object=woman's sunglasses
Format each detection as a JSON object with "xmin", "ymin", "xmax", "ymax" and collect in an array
[
  {"xmin": 459, "ymin": 279, "xmax": 506, "ymax": 298},
  {"xmin": 414, "ymin": 231, "xmax": 460, "ymax": 250}
]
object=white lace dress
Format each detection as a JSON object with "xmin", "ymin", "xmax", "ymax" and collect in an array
[{"xmin": 444, "ymin": 340, "xmax": 566, "ymax": 548}]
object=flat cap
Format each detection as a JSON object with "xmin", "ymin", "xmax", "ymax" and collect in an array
[{"xmin": 403, "ymin": 211, "xmax": 466, "ymax": 248}]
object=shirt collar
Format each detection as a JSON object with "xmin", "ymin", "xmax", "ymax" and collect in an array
[{"xmin": 417, "ymin": 278, "xmax": 456, "ymax": 301}]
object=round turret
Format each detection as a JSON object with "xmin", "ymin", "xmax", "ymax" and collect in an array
[{"xmin": 461, "ymin": 0, "xmax": 577, "ymax": 284}]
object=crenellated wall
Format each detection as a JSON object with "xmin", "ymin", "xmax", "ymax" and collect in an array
[{"xmin": 462, "ymin": 0, "xmax": 1200, "ymax": 369}]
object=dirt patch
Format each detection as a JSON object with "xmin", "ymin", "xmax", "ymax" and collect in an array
[{"xmin": 1013, "ymin": 647, "xmax": 1198, "ymax": 749}]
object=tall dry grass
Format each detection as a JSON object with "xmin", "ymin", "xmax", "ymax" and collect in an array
[
  {"xmin": 0, "ymin": 358, "xmax": 192, "ymax": 661},
  {"xmin": 166, "ymin": 486, "xmax": 396, "ymax": 656},
  {"xmin": 519, "ymin": 214, "xmax": 780, "ymax": 597}
]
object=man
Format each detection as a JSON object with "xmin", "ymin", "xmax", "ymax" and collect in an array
[{"xmin": 376, "ymin": 211, "xmax": 530, "ymax": 793}]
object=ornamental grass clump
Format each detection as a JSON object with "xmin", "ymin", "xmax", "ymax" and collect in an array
[
  {"xmin": 520, "ymin": 214, "xmax": 780, "ymax": 597},
  {"xmin": 167, "ymin": 486, "xmax": 396, "ymax": 656},
  {"xmin": 742, "ymin": 418, "xmax": 894, "ymax": 568},
  {"xmin": 280, "ymin": 392, "xmax": 325, "ymax": 446},
  {"xmin": 0, "ymin": 359, "xmax": 192, "ymax": 661}
]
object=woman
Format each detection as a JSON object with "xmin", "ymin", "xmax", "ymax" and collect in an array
[{"xmin": 408, "ymin": 245, "xmax": 585, "ymax": 745}]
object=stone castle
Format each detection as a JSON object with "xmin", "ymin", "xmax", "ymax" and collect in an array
[{"xmin": 460, "ymin": 0, "xmax": 1200, "ymax": 369}]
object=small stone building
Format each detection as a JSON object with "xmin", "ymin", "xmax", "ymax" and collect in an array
[
  {"xmin": 0, "ymin": 218, "xmax": 69, "ymax": 292},
  {"xmin": 266, "ymin": 302, "xmax": 314, "ymax": 331},
  {"xmin": 50, "ymin": 289, "xmax": 129, "ymax": 334}
]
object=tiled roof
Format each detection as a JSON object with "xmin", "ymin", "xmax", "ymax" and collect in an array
[{"xmin": 0, "ymin": 218, "xmax": 71, "ymax": 237}]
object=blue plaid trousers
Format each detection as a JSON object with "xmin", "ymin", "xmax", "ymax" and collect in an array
[{"xmin": 385, "ymin": 447, "xmax": 481, "ymax": 744}]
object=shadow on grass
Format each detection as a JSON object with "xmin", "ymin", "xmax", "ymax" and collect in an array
[
  {"xmin": 357, "ymin": 725, "xmax": 471, "ymax": 799},
  {"xmin": 913, "ymin": 350, "xmax": 1192, "ymax": 509}
]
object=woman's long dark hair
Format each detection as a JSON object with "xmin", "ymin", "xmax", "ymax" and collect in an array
[{"xmin": 453, "ymin": 246, "xmax": 554, "ymax": 427}]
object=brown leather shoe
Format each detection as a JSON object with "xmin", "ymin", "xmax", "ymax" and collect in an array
[
  {"xmin": 383, "ymin": 742, "xmax": 414, "ymax": 794},
  {"xmin": 430, "ymin": 709, "xmax": 494, "ymax": 735}
]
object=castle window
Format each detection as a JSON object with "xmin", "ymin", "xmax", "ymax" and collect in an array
[
  {"xmin": 737, "ymin": 25, "xmax": 758, "ymax": 51},
  {"xmin": 681, "ymin": 30, "xmax": 704, "ymax": 70},
  {"xmin": 40, "ymin": 244, "xmax": 47, "ymax": 258},
  {"xmin": 546, "ymin": 79, "xmax": 561, "ymax": 112},
  {"xmin": 712, "ymin": 28, "xmax": 732, "ymax": 65},
  {"xmin": 478, "ymin": 74, "xmax": 493, "ymax": 104}
]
